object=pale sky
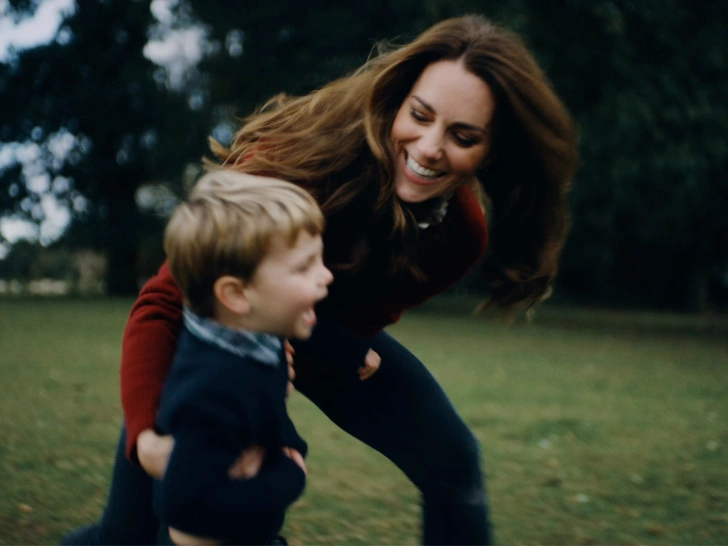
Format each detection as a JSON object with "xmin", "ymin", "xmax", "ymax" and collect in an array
[{"xmin": 0, "ymin": 0, "xmax": 76, "ymax": 62}]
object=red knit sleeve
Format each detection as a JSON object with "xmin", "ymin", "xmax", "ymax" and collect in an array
[{"xmin": 120, "ymin": 261, "xmax": 183, "ymax": 461}]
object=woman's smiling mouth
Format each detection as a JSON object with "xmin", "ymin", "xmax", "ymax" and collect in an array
[{"xmin": 405, "ymin": 152, "xmax": 444, "ymax": 183}]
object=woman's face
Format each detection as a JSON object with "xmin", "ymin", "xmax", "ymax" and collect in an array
[{"xmin": 390, "ymin": 59, "xmax": 494, "ymax": 203}]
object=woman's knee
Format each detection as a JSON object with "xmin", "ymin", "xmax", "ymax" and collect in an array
[{"xmin": 419, "ymin": 428, "xmax": 485, "ymax": 503}]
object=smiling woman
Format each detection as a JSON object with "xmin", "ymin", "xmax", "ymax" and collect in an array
[
  {"xmin": 390, "ymin": 60, "xmax": 495, "ymax": 203},
  {"xmin": 63, "ymin": 15, "xmax": 577, "ymax": 546}
]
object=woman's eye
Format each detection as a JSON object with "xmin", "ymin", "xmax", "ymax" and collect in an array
[
  {"xmin": 410, "ymin": 109, "xmax": 427, "ymax": 122},
  {"xmin": 453, "ymin": 133, "xmax": 477, "ymax": 147}
]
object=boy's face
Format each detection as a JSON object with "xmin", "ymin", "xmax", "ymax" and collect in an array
[{"xmin": 244, "ymin": 230, "xmax": 333, "ymax": 339}]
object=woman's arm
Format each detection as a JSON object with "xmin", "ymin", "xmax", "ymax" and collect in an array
[
  {"xmin": 292, "ymin": 317, "xmax": 372, "ymax": 370},
  {"xmin": 290, "ymin": 316, "xmax": 379, "ymax": 382},
  {"xmin": 120, "ymin": 262, "xmax": 184, "ymax": 461}
]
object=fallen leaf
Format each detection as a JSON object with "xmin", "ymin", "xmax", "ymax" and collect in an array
[
  {"xmin": 573, "ymin": 494, "xmax": 590, "ymax": 504},
  {"xmin": 547, "ymin": 458, "xmax": 560, "ymax": 468}
]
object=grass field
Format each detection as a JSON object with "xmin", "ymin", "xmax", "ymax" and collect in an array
[{"xmin": 1, "ymin": 297, "xmax": 727, "ymax": 545}]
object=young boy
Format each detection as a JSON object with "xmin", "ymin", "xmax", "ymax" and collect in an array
[{"xmin": 153, "ymin": 169, "xmax": 333, "ymax": 545}]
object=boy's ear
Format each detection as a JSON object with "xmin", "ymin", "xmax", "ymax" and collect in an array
[{"xmin": 213, "ymin": 276, "xmax": 251, "ymax": 315}]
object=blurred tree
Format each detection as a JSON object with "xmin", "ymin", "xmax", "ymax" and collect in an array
[
  {"xmin": 1, "ymin": 0, "xmax": 726, "ymax": 309},
  {"xmin": 189, "ymin": 0, "xmax": 728, "ymax": 311},
  {"xmin": 182, "ymin": 0, "xmax": 437, "ymax": 143},
  {"xmin": 515, "ymin": 0, "xmax": 728, "ymax": 309},
  {"xmin": 0, "ymin": 0, "xmax": 209, "ymax": 294},
  {"xmin": 0, "ymin": 238, "xmax": 39, "ymax": 279}
]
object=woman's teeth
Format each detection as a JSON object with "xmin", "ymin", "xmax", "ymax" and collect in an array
[{"xmin": 406, "ymin": 155, "xmax": 442, "ymax": 179}]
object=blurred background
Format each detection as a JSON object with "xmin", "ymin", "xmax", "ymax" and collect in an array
[
  {"xmin": 1, "ymin": 3, "xmax": 728, "ymax": 544},
  {"xmin": 0, "ymin": 0, "xmax": 727, "ymax": 310}
]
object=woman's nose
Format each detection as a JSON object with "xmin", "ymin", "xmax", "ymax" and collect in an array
[{"xmin": 417, "ymin": 128, "xmax": 444, "ymax": 161}]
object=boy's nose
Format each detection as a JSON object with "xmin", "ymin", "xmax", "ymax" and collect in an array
[{"xmin": 321, "ymin": 265, "xmax": 334, "ymax": 286}]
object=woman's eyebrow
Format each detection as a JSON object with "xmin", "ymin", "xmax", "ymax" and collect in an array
[
  {"xmin": 413, "ymin": 95, "xmax": 436, "ymax": 114},
  {"xmin": 452, "ymin": 122, "xmax": 489, "ymax": 136},
  {"xmin": 412, "ymin": 95, "xmax": 489, "ymax": 135}
]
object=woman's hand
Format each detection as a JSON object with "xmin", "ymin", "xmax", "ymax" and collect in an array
[
  {"xmin": 228, "ymin": 445, "xmax": 266, "ymax": 479},
  {"xmin": 230, "ymin": 445, "xmax": 305, "ymax": 479},
  {"xmin": 284, "ymin": 339, "xmax": 295, "ymax": 396},
  {"xmin": 137, "ymin": 429, "xmax": 174, "ymax": 479},
  {"xmin": 358, "ymin": 348, "xmax": 381, "ymax": 381},
  {"xmin": 282, "ymin": 447, "xmax": 306, "ymax": 475}
]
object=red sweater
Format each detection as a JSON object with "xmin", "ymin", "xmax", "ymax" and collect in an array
[{"xmin": 120, "ymin": 185, "xmax": 488, "ymax": 459}]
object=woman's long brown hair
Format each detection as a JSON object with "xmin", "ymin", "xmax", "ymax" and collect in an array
[{"xmin": 209, "ymin": 15, "xmax": 578, "ymax": 310}]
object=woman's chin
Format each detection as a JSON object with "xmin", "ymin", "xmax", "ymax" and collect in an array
[{"xmin": 395, "ymin": 181, "xmax": 443, "ymax": 203}]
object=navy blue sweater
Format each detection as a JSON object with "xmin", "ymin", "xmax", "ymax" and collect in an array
[{"xmin": 153, "ymin": 325, "xmax": 307, "ymax": 544}]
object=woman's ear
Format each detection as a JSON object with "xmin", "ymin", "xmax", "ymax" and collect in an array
[{"xmin": 213, "ymin": 276, "xmax": 251, "ymax": 315}]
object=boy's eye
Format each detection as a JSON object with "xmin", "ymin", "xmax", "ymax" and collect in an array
[{"xmin": 295, "ymin": 257, "xmax": 316, "ymax": 273}]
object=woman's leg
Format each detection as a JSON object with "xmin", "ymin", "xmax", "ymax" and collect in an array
[
  {"xmin": 59, "ymin": 427, "xmax": 159, "ymax": 545},
  {"xmin": 294, "ymin": 331, "xmax": 492, "ymax": 545}
]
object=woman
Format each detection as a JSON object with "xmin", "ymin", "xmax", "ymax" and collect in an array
[{"xmin": 63, "ymin": 14, "xmax": 577, "ymax": 545}]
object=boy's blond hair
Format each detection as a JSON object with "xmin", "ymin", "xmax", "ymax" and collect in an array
[{"xmin": 164, "ymin": 169, "xmax": 324, "ymax": 317}]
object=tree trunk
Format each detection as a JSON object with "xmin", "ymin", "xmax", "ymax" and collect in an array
[
  {"xmin": 104, "ymin": 179, "xmax": 141, "ymax": 296},
  {"xmin": 687, "ymin": 266, "xmax": 710, "ymax": 313}
]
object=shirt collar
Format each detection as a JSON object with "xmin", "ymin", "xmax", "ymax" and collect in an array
[
  {"xmin": 417, "ymin": 192, "xmax": 453, "ymax": 229},
  {"xmin": 183, "ymin": 307, "xmax": 282, "ymax": 367}
]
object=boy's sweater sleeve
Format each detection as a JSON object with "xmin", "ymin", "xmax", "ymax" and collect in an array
[
  {"xmin": 120, "ymin": 262, "xmax": 183, "ymax": 461},
  {"xmin": 156, "ymin": 396, "xmax": 306, "ymax": 538},
  {"xmin": 160, "ymin": 432, "xmax": 305, "ymax": 517}
]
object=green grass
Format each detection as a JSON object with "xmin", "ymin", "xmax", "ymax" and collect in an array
[{"xmin": 1, "ymin": 297, "xmax": 727, "ymax": 545}]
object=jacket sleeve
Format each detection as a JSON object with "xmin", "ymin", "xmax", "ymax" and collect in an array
[
  {"xmin": 120, "ymin": 262, "xmax": 183, "ymax": 461},
  {"xmin": 157, "ymin": 401, "xmax": 306, "ymax": 537},
  {"xmin": 159, "ymin": 431, "xmax": 305, "ymax": 528}
]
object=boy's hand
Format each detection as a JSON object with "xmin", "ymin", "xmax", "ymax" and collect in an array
[
  {"xmin": 284, "ymin": 340, "xmax": 295, "ymax": 396},
  {"xmin": 282, "ymin": 447, "xmax": 306, "ymax": 475},
  {"xmin": 358, "ymin": 348, "xmax": 381, "ymax": 381},
  {"xmin": 137, "ymin": 429, "xmax": 174, "ymax": 479},
  {"xmin": 228, "ymin": 445, "xmax": 266, "ymax": 479}
]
